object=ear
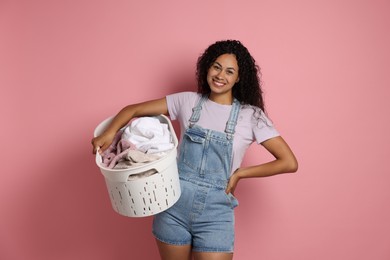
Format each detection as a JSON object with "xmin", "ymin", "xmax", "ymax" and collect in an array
[{"xmin": 236, "ymin": 77, "xmax": 240, "ymax": 83}]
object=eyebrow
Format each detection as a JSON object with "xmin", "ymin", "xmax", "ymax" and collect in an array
[{"xmin": 214, "ymin": 61, "xmax": 237, "ymax": 71}]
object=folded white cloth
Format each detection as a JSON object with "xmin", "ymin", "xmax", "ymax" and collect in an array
[{"xmin": 122, "ymin": 117, "xmax": 174, "ymax": 154}]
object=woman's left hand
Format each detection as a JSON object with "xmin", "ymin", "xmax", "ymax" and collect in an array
[{"xmin": 225, "ymin": 169, "xmax": 242, "ymax": 195}]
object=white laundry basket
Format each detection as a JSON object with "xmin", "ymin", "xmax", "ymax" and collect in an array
[{"xmin": 94, "ymin": 115, "xmax": 181, "ymax": 217}]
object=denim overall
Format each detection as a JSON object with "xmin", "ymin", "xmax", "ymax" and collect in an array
[{"xmin": 153, "ymin": 95, "xmax": 240, "ymax": 253}]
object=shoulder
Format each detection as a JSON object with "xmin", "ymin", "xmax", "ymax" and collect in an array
[
  {"xmin": 167, "ymin": 91, "xmax": 200, "ymax": 101},
  {"xmin": 240, "ymin": 105, "xmax": 273, "ymax": 127},
  {"xmin": 238, "ymin": 105, "xmax": 279, "ymax": 143},
  {"xmin": 166, "ymin": 92, "xmax": 201, "ymax": 120}
]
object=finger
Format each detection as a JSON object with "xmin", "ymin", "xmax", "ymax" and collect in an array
[
  {"xmin": 91, "ymin": 138, "xmax": 97, "ymax": 154},
  {"xmin": 92, "ymin": 141, "xmax": 101, "ymax": 154},
  {"xmin": 99, "ymin": 143, "xmax": 109, "ymax": 153},
  {"xmin": 225, "ymin": 186, "xmax": 231, "ymax": 194}
]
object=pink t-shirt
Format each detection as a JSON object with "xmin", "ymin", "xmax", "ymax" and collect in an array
[{"xmin": 166, "ymin": 92, "xmax": 280, "ymax": 175}]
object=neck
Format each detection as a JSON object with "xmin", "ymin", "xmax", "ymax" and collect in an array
[{"xmin": 208, "ymin": 93, "xmax": 233, "ymax": 105}]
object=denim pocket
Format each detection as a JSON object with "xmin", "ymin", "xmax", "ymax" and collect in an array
[
  {"xmin": 225, "ymin": 192, "xmax": 239, "ymax": 209},
  {"xmin": 181, "ymin": 132, "xmax": 204, "ymax": 171}
]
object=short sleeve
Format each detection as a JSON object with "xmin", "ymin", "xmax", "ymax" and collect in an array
[
  {"xmin": 166, "ymin": 91, "xmax": 199, "ymax": 121},
  {"xmin": 252, "ymin": 109, "xmax": 280, "ymax": 144},
  {"xmin": 166, "ymin": 94, "xmax": 180, "ymax": 120}
]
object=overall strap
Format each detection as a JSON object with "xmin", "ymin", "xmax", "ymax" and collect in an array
[
  {"xmin": 225, "ymin": 99, "xmax": 241, "ymax": 140},
  {"xmin": 188, "ymin": 95, "xmax": 208, "ymax": 127}
]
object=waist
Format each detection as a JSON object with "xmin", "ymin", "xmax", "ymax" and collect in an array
[{"xmin": 179, "ymin": 175, "xmax": 228, "ymax": 189}]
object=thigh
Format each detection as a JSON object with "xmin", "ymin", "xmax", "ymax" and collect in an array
[
  {"xmin": 192, "ymin": 188, "xmax": 235, "ymax": 253},
  {"xmin": 156, "ymin": 239, "xmax": 192, "ymax": 260},
  {"xmin": 152, "ymin": 180, "xmax": 195, "ymax": 245},
  {"xmin": 193, "ymin": 251, "xmax": 233, "ymax": 260}
]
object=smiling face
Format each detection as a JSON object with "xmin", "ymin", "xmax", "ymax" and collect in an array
[{"xmin": 206, "ymin": 53, "xmax": 240, "ymax": 104}]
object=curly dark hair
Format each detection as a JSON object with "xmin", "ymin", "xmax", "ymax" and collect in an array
[{"xmin": 196, "ymin": 40, "xmax": 264, "ymax": 111}]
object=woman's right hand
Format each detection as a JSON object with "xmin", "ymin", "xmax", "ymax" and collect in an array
[
  {"xmin": 91, "ymin": 131, "xmax": 116, "ymax": 154},
  {"xmin": 91, "ymin": 97, "xmax": 169, "ymax": 154}
]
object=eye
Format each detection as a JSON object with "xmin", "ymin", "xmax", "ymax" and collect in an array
[
  {"xmin": 213, "ymin": 65, "xmax": 221, "ymax": 70},
  {"xmin": 226, "ymin": 70, "xmax": 234, "ymax": 75}
]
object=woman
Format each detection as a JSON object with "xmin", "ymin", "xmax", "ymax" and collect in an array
[{"xmin": 92, "ymin": 40, "xmax": 298, "ymax": 260}]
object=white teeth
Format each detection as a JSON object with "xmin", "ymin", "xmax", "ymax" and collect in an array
[{"xmin": 214, "ymin": 80, "xmax": 224, "ymax": 86}]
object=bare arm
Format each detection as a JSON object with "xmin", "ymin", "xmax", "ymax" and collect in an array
[
  {"xmin": 91, "ymin": 97, "xmax": 168, "ymax": 153},
  {"xmin": 226, "ymin": 136, "xmax": 298, "ymax": 194}
]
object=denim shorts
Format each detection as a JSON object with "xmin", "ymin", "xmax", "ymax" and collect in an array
[{"xmin": 152, "ymin": 179, "xmax": 239, "ymax": 252}]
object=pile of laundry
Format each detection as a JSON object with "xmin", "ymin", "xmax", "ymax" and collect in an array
[{"xmin": 101, "ymin": 117, "xmax": 174, "ymax": 170}]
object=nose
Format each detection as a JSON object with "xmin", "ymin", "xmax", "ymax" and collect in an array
[{"xmin": 216, "ymin": 69, "xmax": 225, "ymax": 79}]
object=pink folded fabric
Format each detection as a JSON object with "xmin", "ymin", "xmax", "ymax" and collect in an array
[
  {"xmin": 113, "ymin": 150, "xmax": 161, "ymax": 169},
  {"xmin": 102, "ymin": 130, "xmax": 137, "ymax": 168}
]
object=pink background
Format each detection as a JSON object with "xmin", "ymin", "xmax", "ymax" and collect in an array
[{"xmin": 1, "ymin": 0, "xmax": 389, "ymax": 259}]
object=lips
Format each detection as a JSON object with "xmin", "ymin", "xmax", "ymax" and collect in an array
[{"xmin": 213, "ymin": 79, "xmax": 225, "ymax": 87}]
